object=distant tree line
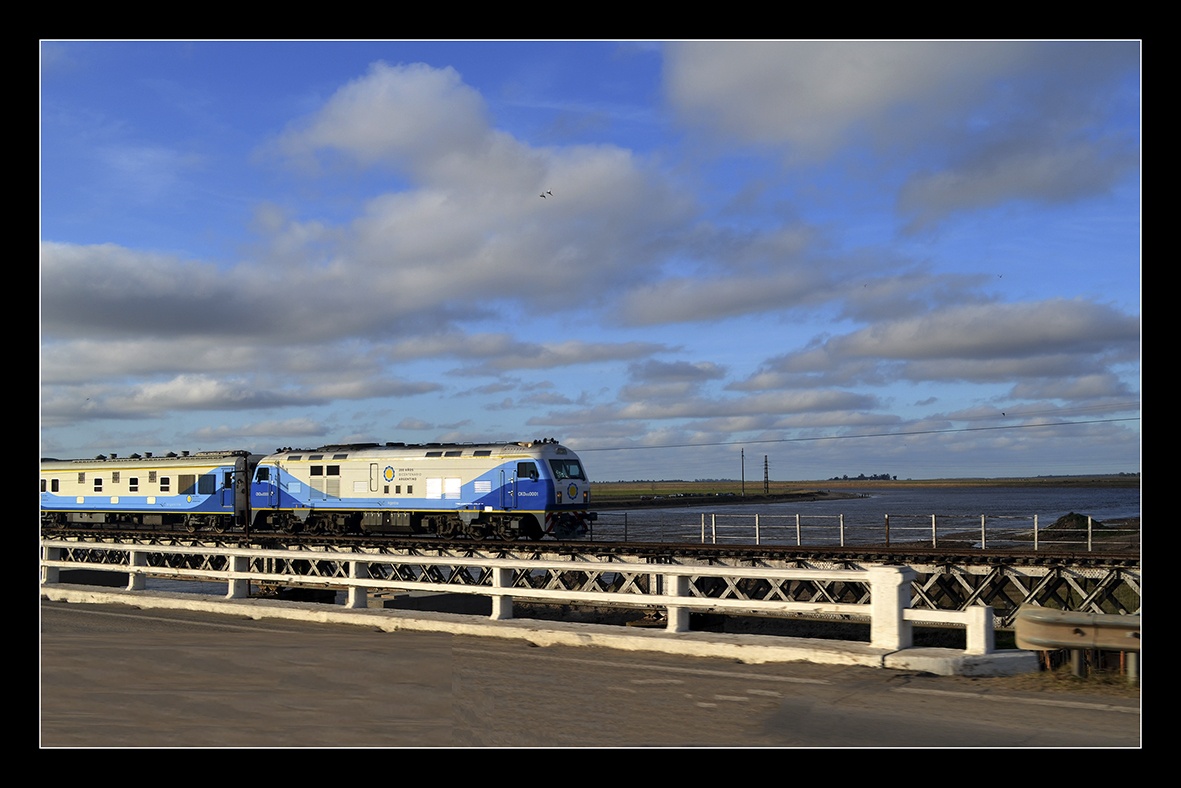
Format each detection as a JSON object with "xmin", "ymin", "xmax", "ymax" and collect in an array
[{"xmin": 829, "ymin": 473, "xmax": 897, "ymax": 481}]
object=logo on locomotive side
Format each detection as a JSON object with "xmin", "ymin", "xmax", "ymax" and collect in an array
[{"xmin": 384, "ymin": 466, "xmax": 396, "ymax": 482}]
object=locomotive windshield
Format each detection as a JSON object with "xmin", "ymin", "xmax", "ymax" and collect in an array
[{"xmin": 548, "ymin": 459, "xmax": 586, "ymax": 481}]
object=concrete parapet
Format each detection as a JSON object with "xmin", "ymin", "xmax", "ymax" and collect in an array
[{"xmin": 41, "ymin": 583, "xmax": 1038, "ymax": 677}]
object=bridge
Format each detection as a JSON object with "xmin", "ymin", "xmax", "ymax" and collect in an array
[{"xmin": 40, "ymin": 530, "xmax": 1139, "ymax": 678}]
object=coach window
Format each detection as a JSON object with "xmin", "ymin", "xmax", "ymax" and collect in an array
[
  {"xmin": 160, "ymin": 477, "xmax": 171, "ymax": 492},
  {"xmin": 129, "ymin": 477, "xmax": 139, "ymax": 492},
  {"xmin": 198, "ymin": 475, "xmax": 216, "ymax": 495},
  {"xmin": 112, "ymin": 471, "xmax": 120, "ymax": 484},
  {"xmin": 93, "ymin": 477, "xmax": 103, "ymax": 493}
]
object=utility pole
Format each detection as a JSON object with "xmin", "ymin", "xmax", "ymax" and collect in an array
[
  {"xmin": 764, "ymin": 455, "xmax": 769, "ymax": 493},
  {"xmin": 741, "ymin": 448, "xmax": 745, "ymax": 497}
]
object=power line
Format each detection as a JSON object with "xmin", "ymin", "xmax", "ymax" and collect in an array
[{"xmin": 577, "ymin": 416, "xmax": 1140, "ymax": 453}]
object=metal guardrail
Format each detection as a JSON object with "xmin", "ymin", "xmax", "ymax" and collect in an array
[
  {"xmin": 1014, "ymin": 605, "xmax": 1141, "ymax": 681},
  {"xmin": 40, "ymin": 538, "xmax": 995, "ymax": 655}
]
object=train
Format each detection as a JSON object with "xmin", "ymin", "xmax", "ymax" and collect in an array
[{"xmin": 39, "ymin": 438, "xmax": 597, "ymax": 540}]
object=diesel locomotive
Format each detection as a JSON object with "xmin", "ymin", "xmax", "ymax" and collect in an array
[{"xmin": 40, "ymin": 438, "xmax": 596, "ymax": 540}]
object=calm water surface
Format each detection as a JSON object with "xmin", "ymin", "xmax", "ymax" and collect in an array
[{"xmin": 591, "ymin": 485, "xmax": 1141, "ymax": 545}]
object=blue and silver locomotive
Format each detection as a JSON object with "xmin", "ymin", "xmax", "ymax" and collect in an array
[{"xmin": 41, "ymin": 439, "xmax": 596, "ymax": 540}]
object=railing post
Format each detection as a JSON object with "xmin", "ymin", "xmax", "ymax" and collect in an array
[
  {"xmin": 965, "ymin": 605, "xmax": 995, "ymax": 655},
  {"xmin": 980, "ymin": 515, "xmax": 987, "ymax": 551},
  {"xmin": 795, "ymin": 513, "xmax": 801, "ymax": 546},
  {"xmin": 345, "ymin": 559, "xmax": 369, "ymax": 609},
  {"xmin": 666, "ymin": 571, "xmax": 690, "ymax": 633},
  {"xmin": 884, "ymin": 514, "xmax": 890, "ymax": 546},
  {"xmin": 1033, "ymin": 514, "xmax": 1039, "ymax": 551},
  {"xmin": 700, "ymin": 513, "xmax": 705, "ymax": 544},
  {"xmin": 931, "ymin": 514, "xmax": 937, "ymax": 547},
  {"xmin": 491, "ymin": 566, "xmax": 514, "ymax": 620},
  {"xmin": 868, "ymin": 566, "xmax": 915, "ymax": 650},
  {"xmin": 1088, "ymin": 515, "xmax": 1093, "ymax": 552},
  {"xmin": 41, "ymin": 545, "xmax": 61, "ymax": 585},
  {"xmin": 711, "ymin": 514, "xmax": 717, "ymax": 544},
  {"xmin": 127, "ymin": 548, "xmax": 146, "ymax": 591},
  {"xmin": 227, "ymin": 555, "xmax": 250, "ymax": 599},
  {"xmin": 754, "ymin": 513, "xmax": 761, "ymax": 545},
  {"xmin": 839, "ymin": 514, "xmax": 845, "ymax": 547}
]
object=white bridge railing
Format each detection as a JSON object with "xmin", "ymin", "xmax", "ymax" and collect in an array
[{"xmin": 40, "ymin": 538, "xmax": 994, "ymax": 655}]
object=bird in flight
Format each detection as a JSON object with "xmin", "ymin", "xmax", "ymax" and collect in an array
[{"xmin": 540, "ymin": 190, "xmax": 553, "ymax": 198}]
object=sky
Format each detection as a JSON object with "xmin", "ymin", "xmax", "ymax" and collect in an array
[{"xmin": 39, "ymin": 40, "xmax": 1141, "ymax": 482}]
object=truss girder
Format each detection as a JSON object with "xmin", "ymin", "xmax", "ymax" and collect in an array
[{"xmin": 46, "ymin": 538, "xmax": 1139, "ymax": 630}]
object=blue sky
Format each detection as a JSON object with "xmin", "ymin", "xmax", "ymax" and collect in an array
[{"xmin": 40, "ymin": 41, "xmax": 1141, "ymax": 482}]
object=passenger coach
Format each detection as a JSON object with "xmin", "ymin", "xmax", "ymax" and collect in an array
[{"xmin": 39, "ymin": 450, "xmax": 256, "ymax": 532}]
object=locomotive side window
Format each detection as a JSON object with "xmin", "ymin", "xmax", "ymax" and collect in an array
[
  {"xmin": 310, "ymin": 466, "xmax": 323, "ymax": 476},
  {"xmin": 517, "ymin": 462, "xmax": 539, "ymax": 480},
  {"xmin": 326, "ymin": 465, "xmax": 340, "ymax": 476},
  {"xmin": 256, "ymin": 467, "xmax": 270, "ymax": 482}
]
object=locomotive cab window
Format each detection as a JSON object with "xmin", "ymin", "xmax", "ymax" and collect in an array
[
  {"xmin": 517, "ymin": 462, "xmax": 539, "ymax": 480},
  {"xmin": 549, "ymin": 459, "xmax": 586, "ymax": 481}
]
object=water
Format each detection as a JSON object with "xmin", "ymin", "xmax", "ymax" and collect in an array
[{"xmin": 591, "ymin": 485, "xmax": 1142, "ymax": 546}]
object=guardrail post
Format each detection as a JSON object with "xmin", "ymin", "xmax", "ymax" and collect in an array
[
  {"xmin": 127, "ymin": 549, "xmax": 146, "ymax": 591},
  {"xmin": 754, "ymin": 513, "xmax": 760, "ymax": 545},
  {"xmin": 666, "ymin": 572, "xmax": 690, "ymax": 633},
  {"xmin": 1033, "ymin": 514, "xmax": 1039, "ymax": 551},
  {"xmin": 41, "ymin": 545, "xmax": 61, "ymax": 585},
  {"xmin": 884, "ymin": 514, "xmax": 890, "ymax": 546},
  {"xmin": 227, "ymin": 555, "xmax": 250, "ymax": 599},
  {"xmin": 491, "ymin": 566, "xmax": 514, "ymax": 620},
  {"xmin": 980, "ymin": 515, "xmax": 987, "ymax": 551},
  {"xmin": 965, "ymin": 606, "xmax": 995, "ymax": 655},
  {"xmin": 931, "ymin": 514, "xmax": 937, "ymax": 547},
  {"xmin": 795, "ymin": 513, "xmax": 801, "ymax": 546},
  {"xmin": 868, "ymin": 566, "xmax": 915, "ymax": 650},
  {"xmin": 839, "ymin": 514, "xmax": 845, "ymax": 547},
  {"xmin": 345, "ymin": 559, "xmax": 369, "ymax": 609}
]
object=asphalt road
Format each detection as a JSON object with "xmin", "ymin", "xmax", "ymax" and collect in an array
[{"xmin": 40, "ymin": 600, "xmax": 1140, "ymax": 748}]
